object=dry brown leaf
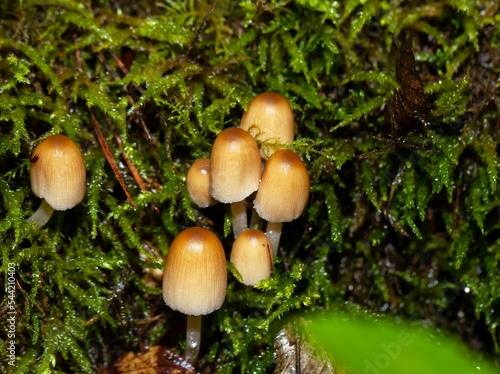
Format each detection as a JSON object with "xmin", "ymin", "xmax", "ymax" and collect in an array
[
  {"xmin": 274, "ymin": 323, "xmax": 335, "ymax": 374},
  {"xmin": 385, "ymin": 34, "xmax": 430, "ymax": 136},
  {"xmin": 103, "ymin": 346, "xmax": 196, "ymax": 374}
]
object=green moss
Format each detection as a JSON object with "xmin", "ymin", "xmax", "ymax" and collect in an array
[{"xmin": 1, "ymin": 0, "xmax": 499, "ymax": 372}]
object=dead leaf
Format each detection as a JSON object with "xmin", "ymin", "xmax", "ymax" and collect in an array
[
  {"xmin": 385, "ymin": 34, "xmax": 430, "ymax": 136},
  {"xmin": 103, "ymin": 346, "xmax": 196, "ymax": 374},
  {"xmin": 274, "ymin": 322, "xmax": 335, "ymax": 374}
]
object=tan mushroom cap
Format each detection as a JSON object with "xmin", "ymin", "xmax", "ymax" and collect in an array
[
  {"xmin": 186, "ymin": 158, "xmax": 218, "ymax": 208},
  {"xmin": 30, "ymin": 134, "xmax": 86, "ymax": 211},
  {"xmin": 239, "ymin": 92, "xmax": 294, "ymax": 158},
  {"xmin": 230, "ymin": 228, "xmax": 273, "ymax": 286},
  {"xmin": 254, "ymin": 149, "xmax": 310, "ymax": 223},
  {"xmin": 162, "ymin": 227, "xmax": 227, "ymax": 316},
  {"xmin": 210, "ymin": 127, "xmax": 261, "ymax": 203}
]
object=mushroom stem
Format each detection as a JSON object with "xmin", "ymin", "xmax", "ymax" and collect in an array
[
  {"xmin": 249, "ymin": 207, "xmax": 261, "ymax": 228},
  {"xmin": 27, "ymin": 199, "xmax": 55, "ymax": 228},
  {"xmin": 230, "ymin": 201, "xmax": 248, "ymax": 238},
  {"xmin": 265, "ymin": 221, "xmax": 283, "ymax": 259},
  {"xmin": 185, "ymin": 314, "xmax": 202, "ymax": 366}
]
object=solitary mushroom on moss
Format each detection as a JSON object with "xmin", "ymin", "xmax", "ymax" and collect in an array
[
  {"xmin": 230, "ymin": 228, "xmax": 273, "ymax": 286},
  {"xmin": 210, "ymin": 127, "xmax": 261, "ymax": 238},
  {"xmin": 239, "ymin": 92, "xmax": 294, "ymax": 158},
  {"xmin": 162, "ymin": 227, "xmax": 227, "ymax": 366},
  {"xmin": 186, "ymin": 158, "xmax": 218, "ymax": 208},
  {"xmin": 253, "ymin": 149, "xmax": 310, "ymax": 257},
  {"xmin": 29, "ymin": 134, "xmax": 86, "ymax": 228}
]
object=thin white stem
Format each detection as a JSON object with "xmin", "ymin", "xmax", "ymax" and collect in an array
[
  {"xmin": 27, "ymin": 199, "xmax": 55, "ymax": 228},
  {"xmin": 265, "ymin": 221, "xmax": 283, "ymax": 260},
  {"xmin": 185, "ymin": 314, "xmax": 202, "ymax": 366},
  {"xmin": 230, "ymin": 200, "xmax": 248, "ymax": 238},
  {"xmin": 249, "ymin": 206, "xmax": 261, "ymax": 229}
]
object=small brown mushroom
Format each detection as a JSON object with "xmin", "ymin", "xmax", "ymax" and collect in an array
[
  {"xmin": 210, "ymin": 127, "xmax": 261, "ymax": 238},
  {"xmin": 239, "ymin": 92, "xmax": 294, "ymax": 158},
  {"xmin": 230, "ymin": 228, "xmax": 273, "ymax": 286},
  {"xmin": 253, "ymin": 149, "xmax": 310, "ymax": 257},
  {"xmin": 162, "ymin": 227, "xmax": 227, "ymax": 366},
  {"xmin": 28, "ymin": 134, "xmax": 86, "ymax": 228},
  {"xmin": 186, "ymin": 158, "xmax": 218, "ymax": 208}
]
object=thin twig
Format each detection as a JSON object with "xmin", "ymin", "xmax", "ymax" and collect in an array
[
  {"xmin": 113, "ymin": 133, "xmax": 148, "ymax": 192},
  {"xmin": 89, "ymin": 108, "xmax": 137, "ymax": 209},
  {"xmin": 110, "ymin": 51, "xmax": 131, "ymax": 76},
  {"xmin": 97, "ymin": 52, "xmax": 152, "ymax": 141},
  {"xmin": 73, "ymin": 34, "xmax": 82, "ymax": 72},
  {"xmin": 186, "ymin": 0, "xmax": 218, "ymax": 57},
  {"xmin": 113, "ymin": 134, "xmax": 159, "ymax": 214}
]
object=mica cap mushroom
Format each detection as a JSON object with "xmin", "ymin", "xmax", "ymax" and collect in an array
[
  {"xmin": 239, "ymin": 92, "xmax": 294, "ymax": 158},
  {"xmin": 230, "ymin": 228, "xmax": 273, "ymax": 286},
  {"xmin": 162, "ymin": 227, "xmax": 227, "ymax": 365},
  {"xmin": 210, "ymin": 127, "xmax": 262, "ymax": 237},
  {"xmin": 253, "ymin": 149, "xmax": 310, "ymax": 257},
  {"xmin": 29, "ymin": 134, "xmax": 86, "ymax": 227},
  {"xmin": 186, "ymin": 158, "xmax": 218, "ymax": 208}
]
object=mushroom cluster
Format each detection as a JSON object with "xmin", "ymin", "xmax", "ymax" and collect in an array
[
  {"xmin": 166, "ymin": 92, "xmax": 311, "ymax": 366},
  {"xmin": 236, "ymin": 92, "xmax": 310, "ymax": 258},
  {"xmin": 184, "ymin": 91, "xmax": 310, "ymax": 265}
]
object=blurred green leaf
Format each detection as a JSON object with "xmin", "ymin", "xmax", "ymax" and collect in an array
[{"xmin": 311, "ymin": 311, "xmax": 497, "ymax": 374}]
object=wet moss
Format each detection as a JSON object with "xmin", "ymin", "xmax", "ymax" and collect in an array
[{"xmin": 0, "ymin": 0, "xmax": 499, "ymax": 372}]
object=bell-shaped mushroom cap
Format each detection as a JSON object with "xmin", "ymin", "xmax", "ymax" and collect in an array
[
  {"xmin": 162, "ymin": 227, "xmax": 227, "ymax": 316},
  {"xmin": 30, "ymin": 134, "xmax": 86, "ymax": 211},
  {"xmin": 230, "ymin": 228, "xmax": 273, "ymax": 286},
  {"xmin": 254, "ymin": 149, "xmax": 310, "ymax": 223},
  {"xmin": 210, "ymin": 127, "xmax": 261, "ymax": 203},
  {"xmin": 239, "ymin": 92, "xmax": 294, "ymax": 158},
  {"xmin": 186, "ymin": 158, "xmax": 217, "ymax": 208}
]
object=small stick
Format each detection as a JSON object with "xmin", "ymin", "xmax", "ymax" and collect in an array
[
  {"xmin": 73, "ymin": 34, "xmax": 82, "ymax": 72},
  {"xmin": 110, "ymin": 51, "xmax": 131, "ymax": 75},
  {"xmin": 89, "ymin": 108, "xmax": 136, "ymax": 209},
  {"xmin": 113, "ymin": 133, "xmax": 148, "ymax": 192},
  {"xmin": 186, "ymin": 0, "xmax": 218, "ymax": 57},
  {"xmin": 97, "ymin": 52, "xmax": 152, "ymax": 141},
  {"xmin": 114, "ymin": 133, "xmax": 160, "ymax": 214}
]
